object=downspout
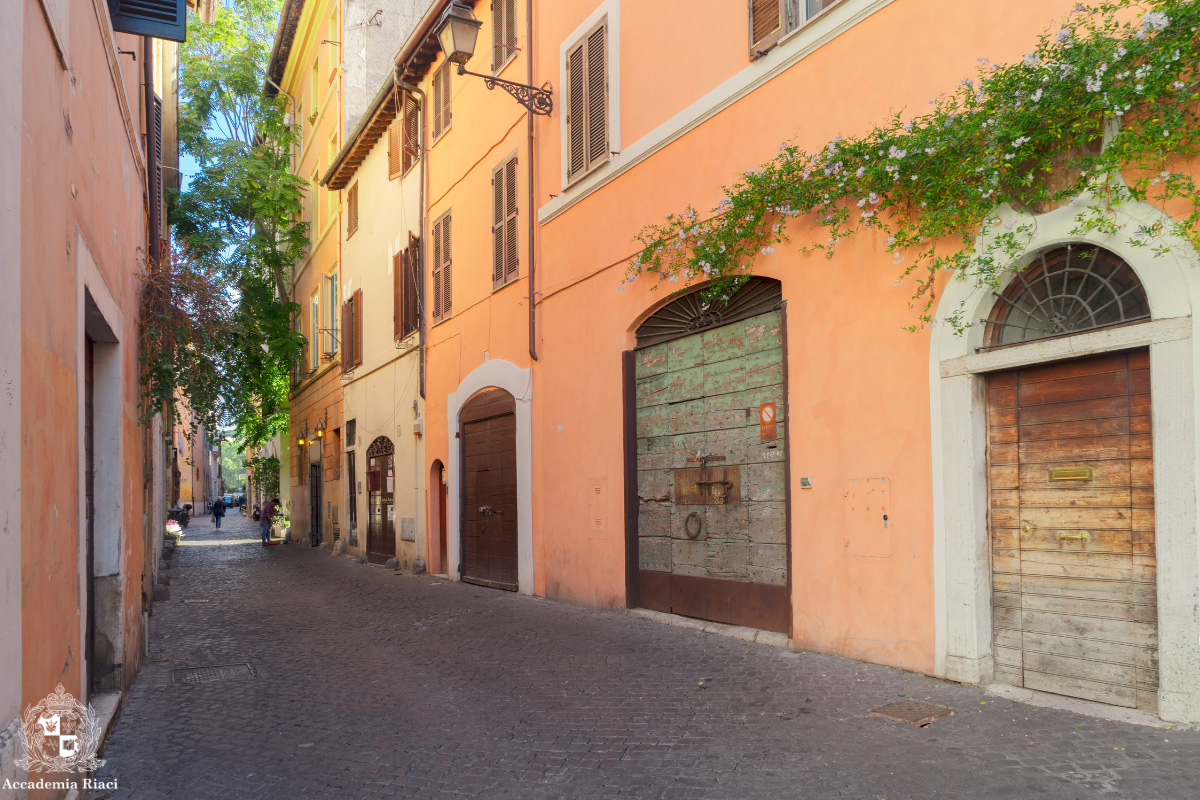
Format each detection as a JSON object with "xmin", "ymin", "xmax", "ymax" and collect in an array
[
  {"xmin": 526, "ymin": 0, "xmax": 538, "ymax": 361},
  {"xmin": 143, "ymin": 37, "xmax": 158, "ymax": 258}
]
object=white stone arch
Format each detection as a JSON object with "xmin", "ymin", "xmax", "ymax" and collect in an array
[
  {"xmin": 445, "ymin": 359, "xmax": 534, "ymax": 594},
  {"xmin": 930, "ymin": 196, "xmax": 1200, "ymax": 723}
]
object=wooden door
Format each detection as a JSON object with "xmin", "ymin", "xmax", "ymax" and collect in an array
[
  {"xmin": 309, "ymin": 464, "xmax": 322, "ymax": 546},
  {"xmin": 460, "ymin": 390, "xmax": 518, "ymax": 591},
  {"xmin": 988, "ymin": 350, "xmax": 1157, "ymax": 710},
  {"xmin": 367, "ymin": 452, "xmax": 395, "ymax": 564},
  {"xmin": 632, "ymin": 310, "xmax": 790, "ymax": 634}
]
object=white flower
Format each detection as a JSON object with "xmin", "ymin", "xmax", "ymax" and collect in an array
[
  {"xmin": 1031, "ymin": 88, "xmax": 1043, "ymax": 102},
  {"xmin": 1023, "ymin": 52, "xmax": 1038, "ymax": 67},
  {"xmin": 857, "ymin": 198, "xmax": 867, "ymax": 208},
  {"xmin": 1142, "ymin": 11, "xmax": 1169, "ymax": 33},
  {"xmin": 667, "ymin": 275, "xmax": 678, "ymax": 282},
  {"xmin": 761, "ymin": 247, "xmax": 775, "ymax": 255},
  {"xmin": 1175, "ymin": 80, "xmax": 1186, "ymax": 90},
  {"xmin": 925, "ymin": 147, "xmax": 936, "ymax": 155},
  {"xmin": 1056, "ymin": 28, "xmax": 1073, "ymax": 43},
  {"xmin": 867, "ymin": 192, "xmax": 879, "ymax": 204},
  {"xmin": 888, "ymin": 145, "xmax": 907, "ymax": 160},
  {"xmin": 856, "ymin": 166, "xmax": 866, "ymax": 178},
  {"xmin": 1012, "ymin": 136, "xmax": 1030, "ymax": 148},
  {"xmin": 961, "ymin": 78, "xmax": 973, "ymax": 89}
]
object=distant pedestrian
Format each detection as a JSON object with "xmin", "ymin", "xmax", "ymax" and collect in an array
[
  {"xmin": 212, "ymin": 496, "xmax": 226, "ymax": 529},
  {"xmin": 260, "ymin": 498, "xmax": 276, "ymax": 545}
]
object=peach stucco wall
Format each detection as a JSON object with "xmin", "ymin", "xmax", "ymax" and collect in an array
[
  {"xmin": 522, "ymin": 0, "xmax": 1086, "ymax": 674},
  {"xmin": 21, "ymin": 0, "xmax": 154, "ymax": 722}
]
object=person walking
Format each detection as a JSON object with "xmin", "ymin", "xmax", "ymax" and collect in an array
[
  {"xmin": 260, "ymin": 497, "xmax": 275, "ymax": 545},
  {"xmin": 212, "ymin": 495, "xmax": 226, "ymax": 529}
]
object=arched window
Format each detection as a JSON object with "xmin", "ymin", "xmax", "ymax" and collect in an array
[
  {"xmin": 983, "ymin": 244, "xmax": 1150, "ymax": 347},
  {"xmin": 366, "ymin": 436, "xmax": 394, "ymax": 458},
  {"xmin": 635, "ymin": 277, "xmax": 783, "ymax": 348}
]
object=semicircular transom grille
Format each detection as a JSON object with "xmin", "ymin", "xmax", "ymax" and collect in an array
[
  {"xmin": 366, "ymin": 436, "xmax": 394, "ymax": 458},
  {"xmin": 983, "ymin": 244, "xmax": 1150, "ymax": 347},
  {"xmin": 635, "ymin": 277, "xmax": 783, "ymax": 348}
]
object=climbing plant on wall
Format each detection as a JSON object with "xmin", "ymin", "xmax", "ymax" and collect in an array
[{"xmin": 627, "ymin": 1, "xmax": 1200, "ymax": 332}]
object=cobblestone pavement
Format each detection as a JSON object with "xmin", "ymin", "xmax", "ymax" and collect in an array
[{"xmin": 93, "ymin": 513, "xmax": 1200, "ymax": 799}]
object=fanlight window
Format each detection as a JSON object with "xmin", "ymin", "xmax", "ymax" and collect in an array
[
  {"xmin": 982, "ymin": 245, "xmax": 1150, "ymax": 347},
  {"xmin": 366, "ymin": 436, "xmax": 394, "ymax": 458},
  {"xmin": 635, "ymin": 277, "xmax": 783, "ymax": 348}
]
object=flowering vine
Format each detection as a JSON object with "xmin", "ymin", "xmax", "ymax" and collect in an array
[{"xmin": 627, "ymin": 1, "xmax": 1200, "ymax": 332}]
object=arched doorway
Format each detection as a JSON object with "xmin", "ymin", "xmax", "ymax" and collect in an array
[
  {"xmin": 978, "ymin": 245, "xmax": 1158, "ymax": 709},
  {"xmin": 628, "ymin": 277, "xmax": 791, "ymax": 633},
  {"xmin": 365, "ymin": 436, "xmax": 395, "ymax": 564},
  {"xmin": 430, "ymin": 459, "xmax": 448, "ymax": 575},
  {"xmin": 459, "ymin": 389, "xmax": 518, "ymax": 591}
]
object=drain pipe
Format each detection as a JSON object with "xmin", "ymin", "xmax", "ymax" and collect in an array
[{"xmin": 526, "ymin": 0, "xmax": 539, "ymax": 362}]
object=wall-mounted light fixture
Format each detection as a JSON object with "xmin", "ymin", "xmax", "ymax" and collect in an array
[
  {"xmin": 434, "ymin": 1, "xmax": 553, "ymax": 116},
  {"xmin": 297, "ymin": 423, "xmax": 310, "ymax": 448},
  {"xmin": 314, "ymin": 409, "xmax": 329, "ymax": 439}
]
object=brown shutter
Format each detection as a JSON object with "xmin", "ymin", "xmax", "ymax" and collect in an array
[
  {"xmin": 491, "ymin": 0, "xmax": 504, "ymax": 71},
  {"xmin": 352, "ymin": 289, "xmax": 363, "ymax": 367},
  {"xmin": 442, "ymin": 64, "xmax": 452, "ymax": 134},
  {"xmin": 393, "ymin": 251, "xmax": 403, "ymax": 340},
  {"xmin": 431, "ymin": 216, "xmax": 443, "ymax": 322},
  {"xmin": 749, "ymin": 0, "xmax": 782, "ymax": 58},
  {"xmin": 388, "ymin": 116, "xmax": 402, "ymax": 179},
  {"xmin": 505, "ymin": 156, "xmax": 518, "ymax": 280},
  {"xmin": 347, "ymin": 182, "xmax": 359, "ymax": 236},
  {"xmin": 585, "ymin": 25, "xmax": 608, "ymax": 170},
  {"xmin": 504, "ymin": 0, "xmax": 517, "ymax": 66},
  {"xmin": 340, "ymin": 300, "xmax": 351, "ymax": 373},
  {"xmin": 402, "ymin": 92, "xmax": 419, "ymax": 173},
  {"xmin": 408, "ymin": 233, "xmax": 421, "ymax": 335},
  {"xmin": 566, "ymin": 41, "xmax": 586, "ymax": 181},
  {"xmin": 492, "ymin": 161, "xmax": 505, "ymax": 289},
  {"xmin": 431, "ymin": 66, "xmax": 445, "ymax": 140},
  {"xmin": 441, "ymin": 211, "xmax": 452, "ymax": 316},
  {"xmin": 153, "ymin": 95, "xmax": 164, "ymax": 255}
]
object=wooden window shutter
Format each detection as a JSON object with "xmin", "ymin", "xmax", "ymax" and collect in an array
[
  {"xmin": 492, "ymin": 162, "xmax": 505, "ymax": 289},
  {"xmin": 432, "ymin": 64, "xmax": 452, "ymax": 141},
  {"xmin": 402, "ymin": 93, "xmax": 419, "ymax": 174},
  {"xmin": 151, "ymin": 95, "xmax": 164, "ymax": 258},
  {"xmin": 431, "ymin": 66, "xmax": 444, "ymax": 140},
  {"xmin": 441, "ymin": 212, "xmax": 452, "ymax": 317},
  {"xmin": 492, "ymin": 0, "xmax": 516, "ymax": 71},
  {"xmin": 393, "ymin": 251, "xmax": 403, "ymax": 340},
  {"xmin": 388, "ymin": 117, "xmax": 402, "ymax": 179},
  {"xmin": 109, "ymin": 0, "xmax": 186, "ymax": 42},
  {"xmin": 352, "ymin": 289, "xmax": 363, "ymax": 366},
  {"xmin": 748, "ymin": 0, "xmax": 783, "ymax": 58},
  {"xmin": 340, "ymin": 300, "xmax": 352, "ymax": 373},
  {"xmin": 504, "ymin": 156, "xmax": 518, "ymax": 281},
  {"xmin": 407, "ymin": 233, "xmax": 421, "ymax": 335},
  {"xmin": 441, "ymin": 65, "xmax": 453, "ymax": 135},
  {"xmin": 347, "ymin": 182, "xmax": 359, "ymax": 236},
  {"xmin": 431, "ymin": 216, "xmax": 443, "ymax": 322},
  {"xmin": 585, "ymin": 26, "xmax": 608, "ymax": 170},
  {"xmin": 565, "ymin": 41, "xmax": 586, "ymax": 181}
]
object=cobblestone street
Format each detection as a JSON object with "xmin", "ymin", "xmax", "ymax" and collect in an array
[{"xmin": 93, "ymin": 514, "xmax": 1200, "ymax": 799}]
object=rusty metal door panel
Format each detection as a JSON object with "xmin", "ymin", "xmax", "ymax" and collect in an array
[{"xmin": 633, "ymin": 309, "xmax": 789, "ymax": 633}]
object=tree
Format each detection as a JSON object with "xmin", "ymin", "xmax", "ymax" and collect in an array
[{"xmin": 142, "ymin": 0, "xmax": 307, "ymax": 448}]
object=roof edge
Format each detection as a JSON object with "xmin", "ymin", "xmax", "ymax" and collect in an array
[{"xmin": 265, "ymin": 0, "xmax": 307, "ymax": 96}]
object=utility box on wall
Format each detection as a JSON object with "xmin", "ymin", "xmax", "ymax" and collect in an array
[{"xmin": 845, "ymin": 477, "xmax": 892, "ymax": 558}]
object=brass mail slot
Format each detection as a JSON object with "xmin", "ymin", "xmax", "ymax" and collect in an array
[{"xmin": 1049, "ymin": 467, "xmax": 1094, "ymax": 482}]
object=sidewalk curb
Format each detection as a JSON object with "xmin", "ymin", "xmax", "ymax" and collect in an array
[{"xmin": 626, "ymin": 607, "xmax": 792, "ymax": 648}]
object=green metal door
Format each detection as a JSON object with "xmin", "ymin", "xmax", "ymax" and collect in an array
[{"xmin": 633, "ymin": 309, "xmax": 790, "ymax": 633}]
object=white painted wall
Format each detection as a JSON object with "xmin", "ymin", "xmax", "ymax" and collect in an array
[{"xmin": 930, "ymin": 197, "xmax": 1200, "ymax": 723}]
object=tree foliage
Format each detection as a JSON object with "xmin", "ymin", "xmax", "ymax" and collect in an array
[
  {"xmin": 628, "ymin": 1, "xmax": 1200, "ymax": 332},
  {"xmin": 141, "ymin": 0, "xmax": 306, "ymax": 447}
]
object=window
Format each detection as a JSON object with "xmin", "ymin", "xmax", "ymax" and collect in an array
[
  {"xmin": 565, "ymin": 21, "xmax": 608, "ymax": 184},
  {"xmin": 328, "ymin": 130, "xmax": 338, "ymax": 168},
  {"xmin": 431, "ymin": 211, "xmax": 452, "ymax": 323},
  {"xmin": 109, "ymin": 0, "xmax": 186, "ymax": 42},
  {"xmin": 431, "ymin": 62, "xmax": 452, "ymax": 142},
  {"xmin": 340, "ymin": 290, "xmax": 364, "ymax": 371},
  {"xmin": 310, "ymin": 169, "xmax": 320, "ymax": 234},
  {"xmin": 323, "ymin": 272, "xmax": 339, "ymax": 357},
  {"xmin": 310, "ymin": 57, "xmax": 320, "ymax": 115},
  {"xmin": 492, "ymin": 0, "xmax": 517, "ymax": 73},
  {"xmin": 395, "ymin": 234, "xmax": 421, "ymax": 340},
  {"xmin": 388, "ymin": 92, "xmax": 421, "ymax": 179},
  {"xmin": 347, "ymin": 450, "xmax": 357, "ymax": 529},
  {"xmin": 492, "ymin": 155, "xmax": 519, "ymax": 289},
  {"xmin": 347, "ymin": 182, "xmax": 359, "ymax": 237},
  {"xmin": 310, "ymin": 292, "xmax": 320, "ymax": 371},
  {"xmin": 748, "ymin": 0, "xmax": 837, "ymax": 58}
]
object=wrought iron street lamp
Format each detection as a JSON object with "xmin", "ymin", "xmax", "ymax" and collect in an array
[{"xmin": 433, "ymin": 1, "xmax": 553, "ymax": 116}]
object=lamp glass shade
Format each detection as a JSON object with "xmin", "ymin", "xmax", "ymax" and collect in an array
[{"xmin": 435, "ymin": 2, "xmax": 481, "ymax": 65}]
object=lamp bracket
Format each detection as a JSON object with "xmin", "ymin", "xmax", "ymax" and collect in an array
[{"xmin": 456, "ymin": 65, "xmax": 553, "ymax": 116}]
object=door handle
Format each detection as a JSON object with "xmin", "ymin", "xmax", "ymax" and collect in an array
[
  {"xmin": 1058, "ymin": 531, "xmax": 1090, "ymax": 541},
  {"xmin": 1021, "ymin": 522, "xmax": 1032, "ymax": 534},
  {"xmin": 478, "ymin": 505, "xmax": 492, "ymax": 514}
]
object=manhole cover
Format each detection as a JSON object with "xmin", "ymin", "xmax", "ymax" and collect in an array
[
  {"xmin": 869, "ymin": 699, "xmax": 952, "ymax": 726},
  {"xmin": 173, "ymin": 664, "xmax": 256, "ymax": 685}
]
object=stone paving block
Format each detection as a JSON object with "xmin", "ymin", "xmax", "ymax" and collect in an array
[{"xmin": 92, "ymin": 513, "xmax": 1200, "ymax": 800}]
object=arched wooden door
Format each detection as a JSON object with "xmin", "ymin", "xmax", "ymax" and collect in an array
[
  {"xmin": 460, "ymin": 389, "xmax": 518, "ymax": 591},
  {"xmin": 366, "ymin": 437, "xmax": 395, "ymax": 564}
]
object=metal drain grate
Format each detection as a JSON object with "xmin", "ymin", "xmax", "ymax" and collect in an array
[
  {"xmin": 173, "ymin": 663, "xmax": 256, "ymax": 685},
  {"xmin": 869, "ymin": 699, "xmax": 952, "ymax": 726}
]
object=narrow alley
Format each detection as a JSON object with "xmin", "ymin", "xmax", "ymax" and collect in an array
[{"xmin": 93, "ymin": 513, "xmax": 1200, "ymax": 799}]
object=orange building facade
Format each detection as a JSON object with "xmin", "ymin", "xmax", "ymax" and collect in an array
[{"xmin": 307, "ymin": 0, "xmax": 1200, "ymax": 723}]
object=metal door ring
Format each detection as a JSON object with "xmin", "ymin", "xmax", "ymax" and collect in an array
[{"xmin": 684, "ymin": 512, "xmax": 703, "ymax": 539}]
